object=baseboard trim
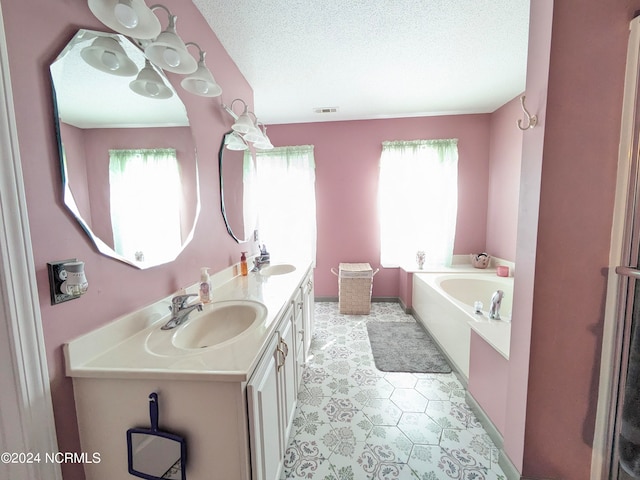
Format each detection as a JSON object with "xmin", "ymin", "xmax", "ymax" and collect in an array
[
  {"xmin": 315, "ymin": 296, "xmax": 399, "ymax": 304},
  {"xmin": 315, "ymin": 296, "xmax": 338, "ymax": 302},
  {"xmin": 410, "ymin": 309, "xmax": 467, "ymax": 388},
  {"xmin": 398, "ymin": 297, "xmax": 412, "ymax": 314},
  {"xmin": 465, "ymin": 392, "xmax": 503, "ymax": 449},
  {"xmin": 465, "ymin": 392, "xmax": 521, "ymax": 480}
]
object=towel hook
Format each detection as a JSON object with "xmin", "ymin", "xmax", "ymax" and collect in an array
[{"xmin": 517, "ymin": 95, "xmax": 537, "ymax": 130}]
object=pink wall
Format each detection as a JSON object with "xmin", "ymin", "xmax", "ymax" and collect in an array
[
  {"xmin": 486, "ymin": 96, "xmax": 523, "ymax": 262},
  {"xmin": 468, "ymin": 332, "xmax": 508, "ymax": 434},
  {"xmin": 60, "ymin": 123, "xmax": 92, "ymax": 226},
  {"xmin": 504, "ymin": 1, "xmax": 640, "ymax": 478},
  {"xmin": 0, "ymin": 2, "xmax": 253, "ymax": 479},
  {"xmin": 2, "ymin": 0, "xmax": 639, "ymax": 478},
  {"xmin": 267, "ymin": 115, "xmax": 491, "ymax": 298}
]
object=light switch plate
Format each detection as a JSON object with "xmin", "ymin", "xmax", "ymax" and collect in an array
[{"xmin": 47, "ymin": 259, "xmax": 79, "ymax": 305}]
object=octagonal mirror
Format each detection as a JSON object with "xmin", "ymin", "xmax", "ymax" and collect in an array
[{"xmin": 50, "ymin": 29, "xmax": 200, "ymax": 268}]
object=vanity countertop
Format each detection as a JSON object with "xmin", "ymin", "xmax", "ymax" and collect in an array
[{"xmin": 64, "ymin": 260, "xmax": 313, "ymax": 383}]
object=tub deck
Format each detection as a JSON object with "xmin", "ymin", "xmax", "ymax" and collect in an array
[{"xmin": 412, "ymin": 272, "xmax": 513, "ymax": 379}]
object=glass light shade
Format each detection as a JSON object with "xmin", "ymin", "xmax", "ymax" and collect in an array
[
  {"xmin": 144, "ymin": 15, "xmax": 197, "ymax": 74},
  {"xmin": 88, "ymin": 0, "xmax": 161, "ymax": 39},
  {"xmin": 180, "ymin": 57, "xmax": 222, "ymax": 97},
  {"xmin": 63, "ymin": 261, "xmax": 89, "ymax": 296},
  {"xmin": 253, "ymin": 124, "xmax": 274, "ymax": 150},
  {"xmin": 129, "ymin": 60, "xmax": 173, "ymax": 99},
  {"xmin": 114, "ymin": 0, "xmax": 138, "ymax": 28},
  {"xmin": 253, "ymin": 136, "xmax": 274, "ymax": 150},
  {"xmin": 232, "ymin": 109, "xmax": 255, "ymax": 134},
  {"xmin": 225, "ymin": 132, "xmax": 248, "ymax": 151},
  {"xmin": 243, "ymin": 125, "xmax": 264, "ymax": 143},
  {"xmin": 80, "ymin": 36, "xmax": 138, "ymax": 76}
]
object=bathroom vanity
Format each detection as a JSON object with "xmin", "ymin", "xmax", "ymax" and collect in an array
[{"xmin": 64, "ymin": 261, "xmax": 314, "ymax": 480}]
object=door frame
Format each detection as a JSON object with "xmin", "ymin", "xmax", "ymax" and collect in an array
[
  {"xmin": 0, "ymin": 2, "xmax": 62, "ymax": 479},
  {"xmin": 593, "ymin": 16, "xmax": 640, "ymax": 480}
]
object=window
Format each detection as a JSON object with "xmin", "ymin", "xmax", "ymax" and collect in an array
[
  {"xmin": 254, "ymin": 146, "xmax": 316, "ymax": 263},
  {"xmin": 109, "ymin": 148, "xmax": 182, "ymax": 265},
  {"xmin": 378, "ymin": 139, "xmax": 458, "ymax": 267}
]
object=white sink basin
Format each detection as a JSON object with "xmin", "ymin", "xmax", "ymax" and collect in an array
[
  {"xmin": 146, "ymin": 300, "xmax": 267, "ymax": 355},
  {"xmin": 260, "ymin": 264, "xmax": 296, "ymax": 276}
]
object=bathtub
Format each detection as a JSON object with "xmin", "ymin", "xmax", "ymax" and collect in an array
[{"xmin": 412, "ymin": 272, "xmax": 513, "ymax": 380}]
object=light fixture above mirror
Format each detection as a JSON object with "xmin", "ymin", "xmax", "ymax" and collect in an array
[
  {"xmin": 129, "ymin": 59, "xmax": 173, "ymax": 98},
  {"xmin": 89, "ymin": 0, "xmax": 161, "ymax": 39},
  {"xmin": 86, "ymin": 0, "xmax": 221, "ymax": 98},
  {"xmin": 222, "ymin": 99, "xmax": 274, "ymax": 150},
  {"xmin": 143, "ymin": 5, "xmax": 196, "ymax": 74},
  {"xmin": 80, "ymin": 36, "xmax": 138, "ymax": 76},
  {"xmin": 180, "ymin": 43, "xmax": 222, "ymax": 97}
]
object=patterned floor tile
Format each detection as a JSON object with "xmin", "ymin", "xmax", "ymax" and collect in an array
[
  {"xmin": 397, "ymin": 412, "xmax": 442, "ymax": 445},
  {"xmin": 390, "ymin": 388, "xmax": 428, "ymax": 412},
  {"xmin": 366, "ymin": 425, "xmax": 413, "ymax": 463},
  {"xmin": 363, "ymin": 398, "xmax": 403, "ymax": 426},
  {"xmin": 384, "ymin": 372, "xmax": 418, "ymax": 389},
  {"xmin": 280, "ymin": 302, "xmax": 507, "ymax": 480}
]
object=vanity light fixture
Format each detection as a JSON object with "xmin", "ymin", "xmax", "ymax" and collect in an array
[
  {"xmin": 80, "ymin": 35, "xmax": 138, "ymax": 76},
  {"xmin": 222, "ymin": 98, "xmax": 274, "ymax": 150},
  {"xmin": 242, "ymin": 118, "xmax": 264, "ymax": 143},
  {"xmin": 180, "ymin": 43, "xmax": 222, "ymax": 97},
  {"xmin": 129, "ymin": 59, "xmax": 173, "ymax": 98},
  {"xmin": 230, "ymin": 100, "xmax": 255, "ymax": 134},
  {"xmin": 253, "ymin": 123, "xmax": 274, "ymax": 150},
  {"xmin": 88, "ymin": 0, "xmax": 161, "ymax": 39},
  {"xmin": 47, "ymin": 259, "xmax": 89, "ymax": 305},
  {"xmin": 87, "ymin": 2, "xmax": 221, "ymax": 98},
  {"xmin": 144, "ymin": 5, "xmax": 197, "ymax": 74},
  {"xmin": 225, "ymin": 131, "xmax": 249, "ymax": 151}
]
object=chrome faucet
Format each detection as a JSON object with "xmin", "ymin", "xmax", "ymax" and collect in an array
[
  {"xmin": 251, "ymin": 244, "xmax": 271, "ymax": 271},
  {"xmin": 161, "ymin": 294, "xmax": 203, "ymax": 330},
  {"xmin": 489, "ymin": 290, "xmax": 504, "ymax": 320}
]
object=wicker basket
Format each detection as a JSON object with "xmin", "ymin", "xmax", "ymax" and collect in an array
[{"xmin": 331, "ymin": 263, "xmax": 379, "ymax": 315}]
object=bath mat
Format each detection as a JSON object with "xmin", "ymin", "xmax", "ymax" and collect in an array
[{"xmin": 366, "ymin": 321, "xmax": 452, "ymax": 373}]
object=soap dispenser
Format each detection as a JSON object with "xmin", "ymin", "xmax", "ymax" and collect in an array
[
  {"xmin": 240, "ymin": 252, "xmax": 248, "ymax": 276},
  {"xmin": 199, "ymin": 267, "xmax": 212, "ymax": 303}
]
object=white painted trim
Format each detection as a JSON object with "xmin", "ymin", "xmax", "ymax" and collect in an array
[
  {"xmin": 0, "ymin": 3, "xmax": 62, "ymax": 479},
  {"xmin": 592, "ymin": 16, "xmax": 640, "ymax": 480}
]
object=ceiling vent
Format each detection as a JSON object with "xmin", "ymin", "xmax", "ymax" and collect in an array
[{"xmin": 314, "ymin": 106, "xmax": 338, "ymax": 114}]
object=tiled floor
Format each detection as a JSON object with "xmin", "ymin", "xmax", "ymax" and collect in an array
[{"xmin": 281, "ymin": 302, "xmax": 507, "ymax": 480}]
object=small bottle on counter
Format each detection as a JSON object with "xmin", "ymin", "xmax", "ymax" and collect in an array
[
  {"xmin": 241, "ymin": 252, "xmax": 248, "ymax": 276},
  {"xmin": 199, "ymin": 267, "xmax": 212, "ymax": 303}
]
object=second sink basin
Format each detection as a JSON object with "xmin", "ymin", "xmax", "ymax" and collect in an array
[
  {"xmin": 260, "ymin": 263, "xmax": 296, "ymax": 276},
  {"xmin": 172, "ymin": 300, "xmax": 267, "ymax": 350}
]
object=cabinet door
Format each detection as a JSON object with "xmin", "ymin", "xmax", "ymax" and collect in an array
[
  {"xmin": 301, "ymin": 273, "xmax": 315, "ymax": 357},
  {"xmin": 293, "ymin": 291, "xmax": 305, "ymax": 389},
  {"xmin": 247, "ymin": 335, "xmax": 284, "ymax": 480},
  {"xmin": 278, "ymin": 308, "xmax": 297, "ymax": 445}
]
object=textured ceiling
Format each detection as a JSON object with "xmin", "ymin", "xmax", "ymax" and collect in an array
[{"xmin": 192, "ymin": 0, "xmax": 530, "ymax": 125}]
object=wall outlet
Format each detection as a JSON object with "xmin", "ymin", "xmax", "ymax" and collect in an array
[{"xmin": 47, "ymin": 259, "xmax": 80, "ymax": 305}]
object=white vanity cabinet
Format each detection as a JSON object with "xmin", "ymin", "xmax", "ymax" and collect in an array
[
  {"xmin": 278, "ymin": 302, "xmax": 297, "ymax": 447},
  {"xmin": 248, "ymin": 300, "xmax": 300, "ymax": 480},
  {"xmin": 293, "ymin": 289, "xmax": 306, "ymax": 388},
  {"xmin": 301, "ymin": 270, "xmax": 314, "ymax": 359},
  {"xmin": 247, "ymin": 333, "xmax": 283, "ymax": 480},
  {"xmin": 65, "ymin": 262, "xmax": 314, "ymax": 480}
]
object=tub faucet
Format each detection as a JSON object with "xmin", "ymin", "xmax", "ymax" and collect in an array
[
  {"xmin": 489, "ymin": 290, "xmax": 504, "ymax": 320},
  {"xmin": 161, "ymin": 294, "xmax": 203, "ymax": 330}
]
